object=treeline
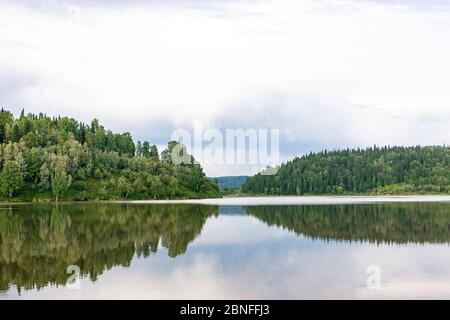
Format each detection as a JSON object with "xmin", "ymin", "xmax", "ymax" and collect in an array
[
  {"xmin": 0, "ymin": 108, "xmax": 220, "ymax": 201},
  {"xmin": 242, "ymin": 145, "xmax": 449, "ymax": 195}
]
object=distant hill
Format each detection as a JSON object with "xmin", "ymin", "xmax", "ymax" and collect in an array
[
  {"xmin": 242, "ymin": 145, "xmax": 449, "ymax": 195},
  {"xmin": 214, "ymin": 176, "xmax": 248, "ymax": 189}
]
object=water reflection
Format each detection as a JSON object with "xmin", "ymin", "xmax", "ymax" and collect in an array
[
  {"xmin": 245, "ymin": 203, "xmax": 450, "ymax": 244},
  {"xmin": 0, "ymin": 204, "xmax": 217, "ymax": 292},
  {"xmin": 0, "ymin": 202, "xmax": 449, "ymax": 298}
]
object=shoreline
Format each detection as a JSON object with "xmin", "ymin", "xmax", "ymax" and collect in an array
[
  {"xmin": 116, "ymin": 195, "xmax": 450, "ymax": 206},
  {"xmin": 2, "ymin": 195, "xmax": 449, "ymax": 206}
]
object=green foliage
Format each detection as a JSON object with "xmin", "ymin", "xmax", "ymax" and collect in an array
[
  {"xmin": 0, "ymin": 109, "xmax": 220, "ymax": 201},
  {"xmin": 0, "ymin": 161, "xmax": 23, "ymax": 197},
  {"xmin": 136, "ymin": 140, "xmax": 158, "ymax": 160},
  {"xmin": 149, "ymin": 144, "xmax": 159, "ymax": 160},
  {"xmin": 136, "ymin": 141, "xmax": 142, "ymax": 157},
  {"xmin": 161, "ymin": 140, "xmax": 193, "ymax": 165},
  {"xmin": 242, "ymin": 146, "xmax": 450, "ymax": 195},
  {"xmin": 214, "ymin": 176, "xmax": 249, "ymax": 196},
  {"xmin": 189, "ymin": 165, "xmax": 206, "ymax": 192},
  {"xmin": 48, "ymin": 154, "xmax": 72, "ymax": 202},
  {"xmin": 0, "ymin": 109, "xmax": 14, "ymax": 143},
  {"xmin": 142, "ymin": 141, "xmax": 150, "ymax": 157},
  {"xmin": 24, "ymin": 147, "xmax": 42, "ymax": 183}
]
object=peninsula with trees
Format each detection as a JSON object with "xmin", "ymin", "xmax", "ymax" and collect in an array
[{"xmin": 0, "ymin": 109, "xmax": 220, "ymax": 202}]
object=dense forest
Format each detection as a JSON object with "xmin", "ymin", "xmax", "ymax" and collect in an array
[
  {"xmin": 0, "ymin": 109, "xmax": 220, "ymax": 201},
  {"xmin": 242, "ymin": 146, "xmax": 449, "ymax": 195}
]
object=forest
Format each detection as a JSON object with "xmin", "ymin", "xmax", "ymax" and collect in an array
[
  {"xmin": 1, "ymin": 108, "xmax": 448, "ymax": 201},
  {"xmin": 242, "ymin": 145, "xmax": 449, "ymax": 195},
  {"xmin": 0, "ymin": 109, "xmax": 220, "ymax": 201}
]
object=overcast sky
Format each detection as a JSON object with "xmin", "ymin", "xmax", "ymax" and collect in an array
[{"xmin": 1, "ymin": 0, "xmax": 449, "ymax": 175}]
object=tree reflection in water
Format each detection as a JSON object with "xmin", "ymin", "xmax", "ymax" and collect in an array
[
  {"xmin": 244, "ymin": 203, "xmax": 450, "ymax": 244},
  {"xmin": 0, "ymin": 202, "xmax": 448, "ymax": 293},
  {"xmin": 0, "ymin": 203, "xmax": 218, "ymax": 292}
]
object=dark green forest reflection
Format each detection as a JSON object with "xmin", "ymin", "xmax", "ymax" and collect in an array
[
  {"xmin": 0, "ymin": 202, "xmax": 449, "ymax": 294},
  {"xmin": 0, "ymin": 203, "xmax": 218, "ymax": 292},
  {"xmin": 245, "ymin": 203, "xmax": 450, "ymax": 244}
]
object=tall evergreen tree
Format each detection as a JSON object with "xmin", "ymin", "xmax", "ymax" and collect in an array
[
  {"xmin": 136, "ymin": 141, "xmax": 142, "ymax": 157},
  {"xmin": 149, "ymin": 145, "xmax": 159, "ymax": 160},
  {"xmin": 142, "ymin": 141, "xmax": 150, "ymax": 158}
]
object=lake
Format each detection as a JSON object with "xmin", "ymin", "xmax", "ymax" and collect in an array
[{"xmin": 1, "ymin": 196, "xmax": 449, "ymax": 299}]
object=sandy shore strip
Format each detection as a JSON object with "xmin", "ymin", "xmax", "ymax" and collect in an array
[{"xmin": 114, "ymin": 195, "xmax": 450, "ymax": 206}]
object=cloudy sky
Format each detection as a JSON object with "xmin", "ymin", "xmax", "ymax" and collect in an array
[{"xmin": 1, "ymin": 0, "xmax": 449, "ymax": 175}]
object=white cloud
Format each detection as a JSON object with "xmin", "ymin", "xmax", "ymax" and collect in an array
[{"xmin": 0, "ymin": 0, "xmax": 449, "ymax": 175}]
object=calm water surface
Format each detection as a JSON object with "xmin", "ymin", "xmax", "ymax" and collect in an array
[{"xmin": 0, "ymin": 197, "xmax": 449, "ymax": 299}]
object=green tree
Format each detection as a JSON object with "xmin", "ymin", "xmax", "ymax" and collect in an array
[
  {"xmin": 161, "ymin": 141, "xmax": 192, "ymax": 165},
  {"xmin": 136, "ymin": 141, "xmax": 142, "ymax": 157},
  {"xmin": 117, "ymin": 176, "xmax": 131, "ymax": 199},
  {"xmin": 49, "ymin": 155, "xmax": 72, "ymax": 202},
  {"xmin": 149, "ymin": 145, "xmax": 159, "ymax": 160},
  {"xmin": 11, "ymin": 123, "xmax": 21, "ymax": 143},
  {"xmin": 142, "ymin": 141, "xmax": 150, "ymax": 158},
  {"xmin": 25, "ymin": 147, "xmax": 42, "ymax": 183},
  {"xmin": 189, "ymin": 165, "xmax": 205, "ymax": 192},
  {"xmin": 0, "ymin": 108, "xmax": 13, "ymax": 143},
  {"xmin": 0, "ymin": 161, "xmax": 23, "ymax": 197}
]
